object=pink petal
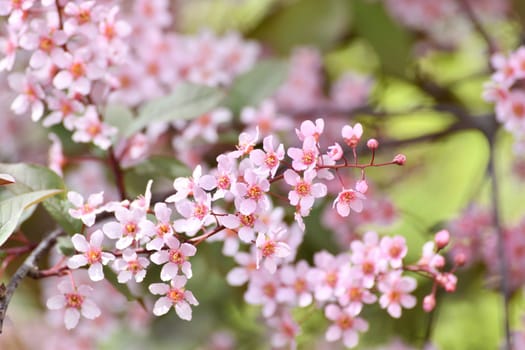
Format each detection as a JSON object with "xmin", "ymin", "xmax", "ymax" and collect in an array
[{"xmin": 64, "ymin": 308, "xmax": 80, "ymax": 330}]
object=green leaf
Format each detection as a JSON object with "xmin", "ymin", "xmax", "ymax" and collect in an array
[
  {"xmin": 0, "ymin": 189, "xmax": 63, "ymax": 247},
  {"xmin": 128, "ymin": 156, "xmax": 191, "ymax": 180},
  {"xmin": 56, "ymin": 236, "xmax": 75, "ymax": 256},
  {"xmin": 223, "ymin": 59, "xmax": 289, "ymax": 114},
  {"xmin": 351, "ymin": 0, "xmax": 413, "ymax": 77},
  {"xmin": 104, "ymin": 104, "xmax": 135, "ymax": 141},
  {"xmin": 123, "ymin": 83, "xmax": 225, "ymax": 138},
  {"xmin": 251, "ymin": 0, "xmax": 352, "ymax": 54},
  {"xmin": 0, "ymin": 163, "xmax": 82, "ymax": 234}
]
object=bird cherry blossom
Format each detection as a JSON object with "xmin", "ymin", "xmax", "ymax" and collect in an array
[
  {"xmin": 284, "ymin": 168, "xmax": 327, "ymax": 216},
  {"xmin": 149, "ymin": 276, "xmax": 199, "ymax": 320},
  {"xmin": 255, "ymin": 229, "xmax": 291, "ymax": 274},
  {"xmin": 378, "ymin": 271, "xmax": 417, "ymax": 318},
  {"xmin": 114, "ymin": 249, "xmax": 150, "ymax": 283},
  {"xmin": 333, "ymin": 188, "xmax": 366, "ymax": 217},
  {"xmin": 324, "ymin": 304, "xmax": 369, "ymax": 348},
  {"xmin": 67, "ymin": 230, "xmax": 115, "ymax": 282},
  {"xmin": 150, "ymin": 236, "xmax": 197, "ymax": 280},
  {"xmin": 46, "ymin": 280, "xmax": 101, "ymax": 330},
  {"xmin": 68, "ymin": 191, "xmax": 104, "ymax": 227}
]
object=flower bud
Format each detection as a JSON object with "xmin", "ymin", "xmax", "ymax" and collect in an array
[
  {"xmin": 366, "ymin": 138, "xmax": 379, "ymax": 150},
  {"xmin": 423, "ymin": 294, "xmax": 435, "ymax": 312},
  {"xmin": 393, "ymin": 154, "xmax": 406, "ymax": 165},
  {"xmin": 434, "ymin": 230, "xmax": 450, "ymax": 249},
  {"xmin": 454, "ymin": 252, "xmax": 466, "ymax": 267}
]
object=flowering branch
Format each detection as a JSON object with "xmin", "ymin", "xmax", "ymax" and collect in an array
[{"xmin": 0, "ymin": 228, "xmax": 64, "ymax": 334}]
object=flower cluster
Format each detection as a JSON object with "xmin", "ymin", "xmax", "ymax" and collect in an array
[
  {"xmin": 39, "ymin": 116, "xmax": 459, "ymax": 350},
  {"xmin": 228, "ymin": 230, "xmax": 457, "ymax": 348},
  {"xmin": 484, "ymin": 47, "xmax": 525, "ymax": 153},
  {"xmin": 448, "ymin": 205, "xmax": 525, "ymax": 292}
]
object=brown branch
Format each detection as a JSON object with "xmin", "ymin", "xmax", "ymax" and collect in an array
[
  {"xmin": 488, "ymin": 134, "xmax": 512, "ymax": 350},
  {"xmin": 108, "ymin": 147, "xmax": 127, "ymax": 201},
  {"xmin": 0, "ymin": 229, "xmax": 64, "ymax": 334}
]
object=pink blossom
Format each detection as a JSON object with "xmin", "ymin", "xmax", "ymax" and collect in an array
[
  {"xmin": 173, "ymin": 189, "xmax": 214, "ymax": 236},
  {"xmin": 219, "ymin": 211, "xmax": 266, "ymax": 243},
  {"xmin": 8, "ymin": 72, "xmax": 45, "ymax": 121},
  {"xmin": 378, "ymin": 271, "xmax": 417, "ymax": 318},
  {"xmin": 335, "ymin": 268, "xmax": 377, "ymax": 314},
  {"xmin": 103, "ymin": 206, "xmax": 146, "ymax": 250},
  {"xmin": 72, "ymin": 105, "xmax": 117, "ymax": 150},
  {"xmin": 234, "ymin": 168, "xmax": 270, "ymax": 215},
  {"xmin": 67, "ymin": 191, "xmax": 104, "ymax": 227},
  {"xmin": 143, "ymin": 203, "xmax": 174, "ymax": 251},
  {"xmin": 52, "ymin": 48, "xmax": 105, "ymax": 95},
  {"xmin": 295, "ymin": 118, "xmax": 324, "ymax": 142},
  {"xmin": 240, "ymin": 99, "xmax": 292, "ymax": 136},
  {"xmin": 48, "ymin": 133, "xmax": 65, "ymax": 176},
  {"xmin": 380, "ymin": 235, "xmax": 408, "ymax": 269},
  {"xmin": 67, "ymin": 230, "xmax": 115, "ymax": 282},
  {"xmin": 249, "ymin": 135, "xmax": 285, "ymax": 178},
  {"xmin": 324, "ymin": 304, "xmax": 368, "ymax": 348},
  {"xmin": 165, "ymin": 165, "xmax": 215, "ymax": 203},
  {"xmin": 0, "ymin": 26, "xmax": 19, "ymax": 71},
  {"xmin": 19, "ymin": 19, "xmax": 68, "ymax": 69},
  {"xmin": 183, "ymin": 108, "xmax": 232, "ymax": 143},
  {"xmin": 44, "ymin": 91, "xmax": 84, "ymax": 129},
  {"xmin": 255, "ymin": 228, "xmax": 291, "ymax": 274},
  {"xmin": 114, "ymin": 249, "xmax": 150, "ymax": 283},
  {"xmin": 46, "ymin": 280, "xmax": 101, "ymax": 330},
  {"xmin": 149, "ymin": 276, "xmax": 199, "ymax": 320},
  {"xmin": 244, "ymin": 269, "xmax": 281, "ymax": 317},
  {"xmin": 267, "ymin": 311, "xmax": 300, "ymax": 350},
  {"xmin": 150, "ymin": 236, "xmax": 197, "ymax": 280},
  {"xmin": 418, "ymin": 242, "xmax": 445, "ymax": 273},
  {"xmin": 287, "ymin": 136, "xmax": 319, "ymax": 171},
  {"xmin": 277, "ymin": 261, "xmax": 313, "ymax": 307},
  {"xmin": 307, "ymin": 251, "xmax": 349, "ymax": 301},
  {"xmin": 341, "ymin": 123, "xmax": 363, "ymax": 147},
  {"xmin": 331, "ymin": 72, "xmax": 374, "ymax": 110},
  {"xmin": 230, "ymin": 127, "xmax": 259, "ymax": 158},
  {"xmin": 63, "ymin": 0, "xmax": 103, "ymax": 37},
  {"xmin": 226, "ymin": 250, "xmax": 259, "ymax": 286},
  {"xmin": 333, "ymin": 188, "xmax": 366, "ymax": 217},
  {"xmin": 284, "ymin": 169, "xmax": 326, "ymax": 216}
]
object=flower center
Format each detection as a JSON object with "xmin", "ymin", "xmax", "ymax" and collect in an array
[
  {"xmin": 125, "ymin": 223, "xmax": 137, "ymax": 236},
  {"xmin": 169, "ymin": 250, "xmax": 185, "ymax": 265},
  {"xmin": 239, "ymin": 213, "xmax": 255, "ymax": 227},
  {"xmin": 265, "ymin": 153, "xmax": 278, "ymax": 168},
  {"xmin": 86, "ymin": 249, "xmax": 101, "ymax": 264},
  {"xmin": 70, "ymin": 62, "xmax": 85, "ymax": 78},
  {"xmin": 39, "ymin": 36, "xmax": 53, "ymax": 53},
  {"xmin": 340, "ymin": 191, "xmax": 355, "ymax": 203},
  {"xmin": 294, "ymin": 278, "xmax": 306, "ymax": 293},
  {"xmin": 193, "ymin": 203, "xmax": 208, "ymax": 220},
  {"xmin": 295, "ymin": 181, "xmax": 311, "ymax": 197},
  {"xmin": 247, "ymin": 185, "xmax": 262, "ymax": 200},
  {"xmin": 262, "ymin": 240, "xmax": 276, "ymax": 257},
  {"xmin": 326, "ymin": 272, "xmax": 338, "ymax": 287},
  {"xmin": 389, "ymin": 245, "xmax": 402, "ymax": 258},
  {"xmin": 263, "ymin": 283, "xmax": 276, "ymax": 298},
  {"xmin": 128, "ymin": 260, "xmax": 141, "ymax": 273},
  {"xmin": 168, "ymin": 288, "xmax": 184, "ymax": 303},
  {"xmin": 362, "ymin": 261, "xmax": 374, "ymax": 274},
  {"xmin": 217, "ymin": 175, "xmax": 230, "ymax": 189},
  {"xmin": 302, "ymin": 151, "xmax": 315, "ymax": 165},
  {"xmin": 78, "ymin": 9, "xmax": 91, "ymax": 24},
  {"xmin": 513, "ymin": 102, "xmax": 525, "ymax": 118},
  {"xmin": 337, "ymin": 315, "xmax": 354, "ymax": 330},
  {"xmin": 157, "ymin": 224, "xmax": 170, "ymax": 237},
  {"xmin": 349, "ymin": 287, "xmax": 362, "ymax": 301},
  {"xmin": 65, "ymin": 293, "xmax": 84, "ymax": 309}
]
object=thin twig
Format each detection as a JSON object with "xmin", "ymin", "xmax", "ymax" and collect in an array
[
  {"xmin": 0, "ymin": 229, "xmax": 64, "ymax": 334},
  {"xmin": 108, "ymin": 147, "xmax": 127, "ymax": 201},
  {"xmin": 488, "ymin": 135, "xmax": 512, "ymax": 350}
]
